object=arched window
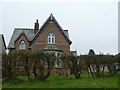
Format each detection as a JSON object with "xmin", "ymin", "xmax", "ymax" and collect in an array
[
  {"xmin": 19, "ymin": 40, "xmax": 26, "ymax": 49},
  {"xmin": 48, "ymin": 32, "xmax": 55, "ymax": 44}
]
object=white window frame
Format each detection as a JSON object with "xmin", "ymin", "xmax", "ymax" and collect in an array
[
  {"xmin": 48, "ymin": 32, "xmax": 55, "ymax": 44},
  {"xmin": 19, "ymin": 40, "xmax": 26, "ymax": 49}
]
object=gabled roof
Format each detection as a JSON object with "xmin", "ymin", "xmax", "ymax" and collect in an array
[
  {"xmin": 8, "ymin": 28, "xmax": 34, "ymax": 49},
  {"xmin": 14, "ymin": 32, "xmax": 29, "ymax": 43},
  {"xmin": 32, "ymin": 13, "xmax": 72, "ymax": 45},
  {"xmin": 8, "ymin": 14, "xmax": 72, "ymax": 49}
]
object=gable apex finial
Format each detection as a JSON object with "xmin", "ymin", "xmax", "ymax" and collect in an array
[
  {"xmin": 50, "ymin": 13, "xmax": 53, "ymax": 16},
  {"xmin": 50, "ymin": 13, "xmax": 53, "ymax": 20},
  {"xmin": 36, "ymin": 19, "xmax": 38, "ymax": 23}
]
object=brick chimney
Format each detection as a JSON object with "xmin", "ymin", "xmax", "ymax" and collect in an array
[{"xmin": 34, "ymin": 19, "xmax": 39, "ymax": 34}]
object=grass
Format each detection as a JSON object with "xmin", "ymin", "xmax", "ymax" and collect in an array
[{"xmin": 2, "ymin": 71, "xmax": 119, "ymax": 88}]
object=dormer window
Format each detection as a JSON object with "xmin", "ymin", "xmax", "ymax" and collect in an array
[
  {"xmin": 48, "ymin": 32, "xmax": 55, "ymax": 44},
  {"xmin": 19, "ymin": 40, "xmax": 26, "ymax": 49}
]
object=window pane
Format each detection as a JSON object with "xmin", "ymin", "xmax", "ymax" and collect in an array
[
  {"xmin": 52, "ymin": 37, "xmax": 54, "ymax": 43},
  {"xmin": 48, "ymin": 37, "xmax": 51, "ymax": 43}
]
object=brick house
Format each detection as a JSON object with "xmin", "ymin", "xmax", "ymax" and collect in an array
[
  {"xmin": 8, "ymin": 14, "xmax": 73, "ymax": 75},
  {"xmin": 8, "ymin": 14, "xmax": 72, "ymax": 54}
]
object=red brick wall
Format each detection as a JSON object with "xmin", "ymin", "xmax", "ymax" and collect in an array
[
  {"xmin": 15, "ymin": 34, "xmax": 29, "ymax": 50},
  {"xmin": 31, "ymin": 21, "xmax": 70, "ymax": 53}
]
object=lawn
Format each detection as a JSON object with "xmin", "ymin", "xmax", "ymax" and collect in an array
[{"xmin": 2, "ymin": 72, "xmax": 119, "ymax": 88}]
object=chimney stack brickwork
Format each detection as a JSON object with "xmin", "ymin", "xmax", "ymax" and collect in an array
[{"xmin": 34, "ymin": 19, "xmax": 39, "ymax": 34}]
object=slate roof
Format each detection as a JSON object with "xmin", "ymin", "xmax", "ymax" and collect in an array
[
  {"xmin": 63, "ymin": 30, "xmax": 69, "ymax": 39},
  {"xmin": 8, "ymin": 28, "xmax": 34, "ymax": 48}
]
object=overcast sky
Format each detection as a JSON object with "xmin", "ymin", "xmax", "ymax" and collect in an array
[{"xmin": 0, "ymin": 0, "xmax": 119, "ymax": 55}]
